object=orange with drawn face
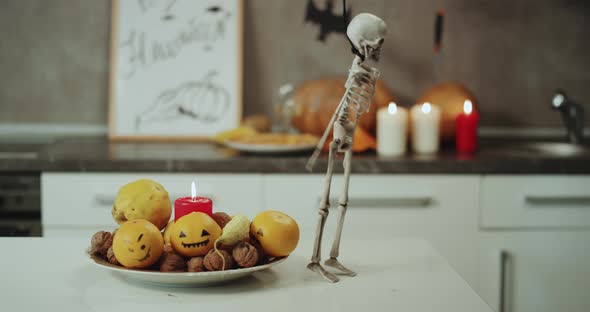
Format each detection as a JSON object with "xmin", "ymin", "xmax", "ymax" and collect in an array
[
  {"xmin": 112, "ymin": 219, "xmax": 164, "ymax": 268},
  {"xmin": 170, "ymin": 212, "xmax": 221, "ymax": 257}
]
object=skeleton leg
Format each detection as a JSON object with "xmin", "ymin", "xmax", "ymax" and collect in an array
[
  {"xmin": 325, "ymin": 149, "xmax": 356, "ymax": 276},
  {"xmin": 307, "ymin": 140, "xmax": 339, "ymax": 283}
]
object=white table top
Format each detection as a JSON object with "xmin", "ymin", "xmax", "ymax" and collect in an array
[{"xmin": 0, "ymin": 237, "xmax": 492, "ymax": 312}]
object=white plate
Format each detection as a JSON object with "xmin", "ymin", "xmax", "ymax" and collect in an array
[
  {"xmin": 224, "ymin": 140, "xmax": 316, "ymax": 154},
  {"xmin": 87, "ymin": 251, "xmax": 288, "ymax": 287}
]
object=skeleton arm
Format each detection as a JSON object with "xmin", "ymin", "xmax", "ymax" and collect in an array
[{"xmin": 305, "ymin": 95, "xmax": 347, "ymax": 172}]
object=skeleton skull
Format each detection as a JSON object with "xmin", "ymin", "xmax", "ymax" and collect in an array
[{"xmin": 346, "ymin": 13, "xmax": 387, "ymax": 61}]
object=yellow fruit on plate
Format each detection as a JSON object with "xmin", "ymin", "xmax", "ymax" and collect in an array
[
  {"xmin": 251, "ymin": 210, "xmax": 300, "ymax": 257},
  {"xmin": 212, "ymin": 127, "xmax": 257, "ymax": 144},
  {"xmin": 213, "ymin": 214, "xmax": 250, "ymax": 270},
  {"xmin": 112, "ymin": 219, "xmax": 164, "ymax": 268},
  {"xmin": 169, "ymin": 212, "xmax": 222, "ymax": 257},
  {"xmin": 215, "ymin": 214, "xmax": 250, "ymax": 247},
  {"xmin": 111, "ymin": 179, "xmax": 171, "ymax": 230},
  {"xmin": 162, "ymin": 220, "xmax": 174, "ymax": 245}
]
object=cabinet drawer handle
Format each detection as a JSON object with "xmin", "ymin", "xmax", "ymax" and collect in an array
[
  {"xmin": 525, "ymin": 196, "xmax": 590, "ymax": 205},
  {"xmin": 94, "ymin": 194, "xmax": 215, "ymax": 206},
  {"xmin": 320, "ymin": 196, "xmax": 433, "ymax": 208},
  {"xmin": 499, "ymin": 250, "xmax": 511, "ymax": 312}
]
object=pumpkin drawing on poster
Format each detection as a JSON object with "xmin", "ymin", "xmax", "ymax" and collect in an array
[{"xmin": 110, "ymin": 0, "xmax": 242, "ymax": 138}]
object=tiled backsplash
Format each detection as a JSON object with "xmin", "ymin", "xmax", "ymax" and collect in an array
[{"xmin": 1, "ymin": 0, "xmax": 588, "ymax": 128}]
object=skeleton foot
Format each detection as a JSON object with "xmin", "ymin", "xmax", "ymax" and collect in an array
[
  {"xmin": 324, "ymin": 258, "xmax": 356, "ymax": 276},
  {"xmin": 307, "ymin": 262, "xmax": 340, "ymax": 283}
]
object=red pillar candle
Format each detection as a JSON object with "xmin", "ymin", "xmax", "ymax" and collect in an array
[
  {"xmin": 174, "ymin": 182, "xmax": 213, "ymax": 221},
  {"xmin": 455, "ymin": 100, "xmax": 480, "ymax": 154}
]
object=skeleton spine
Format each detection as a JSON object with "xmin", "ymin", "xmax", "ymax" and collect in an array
[
  {"xmin": 337, "ymin": 105, "xmax": 350, "ymax": 125},
  {"xmin": 338, "ymin": 71, "xmax": 377, "ymax": 125}
]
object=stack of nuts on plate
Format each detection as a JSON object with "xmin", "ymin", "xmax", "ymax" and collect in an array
[{"xmin": 89, "ymin": 179, "xmax": 300, "ymax": 272}]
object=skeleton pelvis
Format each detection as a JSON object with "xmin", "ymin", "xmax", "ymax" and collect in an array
[{"xmin": 333, "ymin": 121, "xmax": 355, "ymax": 152}]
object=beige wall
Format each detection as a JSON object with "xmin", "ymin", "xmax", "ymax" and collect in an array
[{"xmin": 1, "ymin": 0, "xmax": 589, "ymax": 128}]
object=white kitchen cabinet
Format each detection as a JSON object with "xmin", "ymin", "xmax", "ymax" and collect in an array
[
  {"xmin": 480, "ymin": 176, "xmax": 590, "ymax": 229},
  {"xmin": 478, "ymin": 175, "xmax": 590, "ymax": 312},
  {"xmin": 41, "ymin": 173, "xmax": 263, "ymax": 237},
  {"xmin": 478, "ymin": 231, "xmax": 590, "ymax": 312},
  {"xmin": 263, "ymin": 174, "xmax": 481, "ymax": 292},
  {"xmin": 40, "ymin": 171, "xmax": 590, "ymax": 311}
]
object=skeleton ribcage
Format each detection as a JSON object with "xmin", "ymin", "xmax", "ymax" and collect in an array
[{"xmin": 338, "ymin": 69, "xmax": 379, "ymax": 124}]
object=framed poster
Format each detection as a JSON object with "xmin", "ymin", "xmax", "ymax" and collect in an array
[{"xmin": 109, "ymin": 0, "xmax": 243, "ymax": 141}]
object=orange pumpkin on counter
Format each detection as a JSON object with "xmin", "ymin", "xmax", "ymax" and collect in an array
[
  {"xmin": 416, "ymin": 83, "xmax": 478, "ymax": 141},
  {"xmin": 320, "ymin": 126, "xmax": 376, "ymax": 152},
  {"xmin": 291, "ymin": 78, "xmax": 396, "ymax": 151}
]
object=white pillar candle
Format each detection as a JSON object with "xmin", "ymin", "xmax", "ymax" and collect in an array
[
  {"xmin": 410, "ymin": 102, "xmax": 441, "ymax": 154},
  {"xmin": 377, "ymin": 102, "xmax": 408, "ymax": 157}
]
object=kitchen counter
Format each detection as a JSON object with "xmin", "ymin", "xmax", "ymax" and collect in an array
[
  {"xmin": 0, "ymin": 237, "xmax": 492, "ymax": 311},
  {"xmin": 1, "ymin": 136, "xmax": 589, "ymax": 174}
]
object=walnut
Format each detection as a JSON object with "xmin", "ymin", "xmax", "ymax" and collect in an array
[
  {"xmin": 90, "ymin": 231, "xmax": 113, "ymax": 257},
  {"xmin": 247, "ymin": 235, "xmax": 267, "ymax": 265},
  {"xmin": 106, "ymin": 246, "xmax": 119, "ymax": 265},
  {"xmin": 187, "ymin": 257, "xmax": 206, "ymax": 272},
  {"xmin": 163, "ymin": 244, "xmax": 174, "ymax": 253},
  {"xmin": 211, "ymin": 212, "xmax": 232, "ymax": 229},
  {"xmin": 160, "ymin": 251, "xmax": 187, "ymax": 272},
  {"xmin": 204, "ymin": 249, "xmax": 234, "ymax": 271},
  {"xmin": 232, "ymin": 242, "xmax": 259, "ymax": 268}
]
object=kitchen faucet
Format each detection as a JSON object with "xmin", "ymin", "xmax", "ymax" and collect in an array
[{"xmin": 551, "ymin": 89, "xmax": 585, "ymax": 144}]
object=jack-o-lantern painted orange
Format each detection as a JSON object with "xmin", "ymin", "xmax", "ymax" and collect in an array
[
  {"xmin": 113, "ymin": 219, "xmax": 164, "ymax": 268},
  {"xmin": 170, "ymin": 212, "xmax": 221, "ymax": 257}
]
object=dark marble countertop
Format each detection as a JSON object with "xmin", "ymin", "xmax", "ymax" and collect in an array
[{"xmin": 1, "ymin": 136, "xmax": 589, "ymax": 174}]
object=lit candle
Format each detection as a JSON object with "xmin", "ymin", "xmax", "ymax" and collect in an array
[
  {"xmin": 377, "ymin": 102, "xmax": 408, "ymax": 157},
  {"xmin": 455, "ymin": 100, "xmax": 479, "ymax": 154},
  {"xmin": 174, "ymin": 181, "xmax": 213, "ymax": 221},
  {"xmin": 410, "ymin": 102, "xmax": 441, "ymax": 154}
]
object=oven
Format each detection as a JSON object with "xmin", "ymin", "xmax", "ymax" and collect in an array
[{"xmin": 0, "ymin": 173, "xmax": 42, "ymax": 237}]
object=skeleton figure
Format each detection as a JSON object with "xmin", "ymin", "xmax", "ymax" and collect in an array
[{"xmin": 306, "ymin": 13, "xmax": 387, "ymax": 283}]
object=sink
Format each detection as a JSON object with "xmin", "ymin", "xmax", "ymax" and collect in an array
[
  {"xmin": 481, "ymin": 135, "xmax": 590, "ymax": 157},
  {"xmin": 517, "ymin": 142, "xmax": 590, "ymax": 156},
  {"xmin": 487, "ymin": 140, "xmax": 590, "ymax": 157}
]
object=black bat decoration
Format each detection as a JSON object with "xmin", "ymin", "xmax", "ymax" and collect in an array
[{"xmin": 305, "ymin": 0, "xmax": 351, "ymax": 42}]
